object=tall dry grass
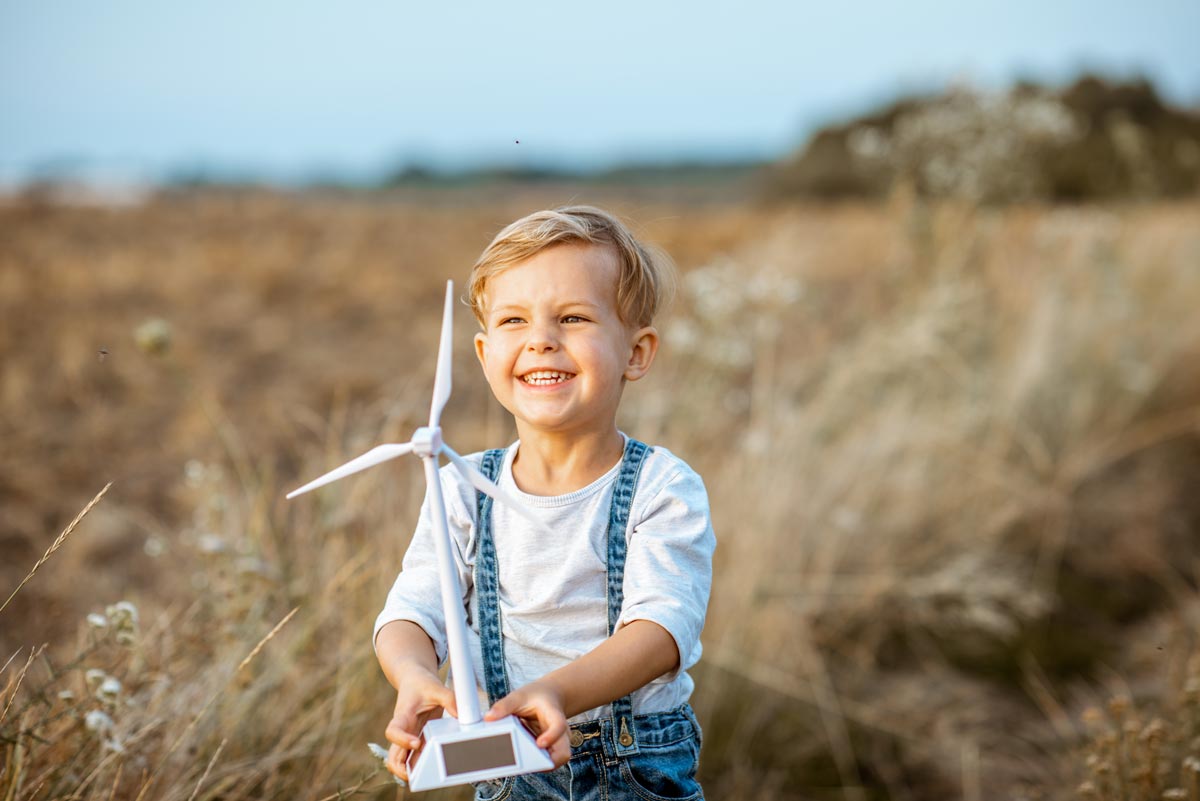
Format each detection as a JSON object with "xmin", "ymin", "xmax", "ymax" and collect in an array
[
  {"xmin": 1, "ymin": 188, "xmax": 1198, "ymax": 800},
  {"xmin": 655, "ymin": 198, "xmax": 1200, "ymax": 798}
]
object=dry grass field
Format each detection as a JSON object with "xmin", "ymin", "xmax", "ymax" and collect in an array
[{"xmin": 2, "ymin": 185, "xmax": 1199, "ymax": 800}]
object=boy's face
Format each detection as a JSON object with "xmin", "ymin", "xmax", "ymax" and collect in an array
[{"xmin": 474, "ymin": 243, "xmax": 658, "ymax": 438}]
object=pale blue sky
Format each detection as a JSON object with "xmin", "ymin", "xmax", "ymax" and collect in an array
[{"xmin": 2, "ymin": 0, "xmax": 1197, "ymax": 184}]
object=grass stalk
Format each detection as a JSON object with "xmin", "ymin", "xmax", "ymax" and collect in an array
[
  {"xmin": 184, "ymin": 738, "xmax": 225, "ymax": 801},
  {"xmin": 0, "ymin": 484, "xmax": 112, "ymax": 616},
  {"xmin": 132, "ymin": 607, "xmax": 299, "ymax": 801}
]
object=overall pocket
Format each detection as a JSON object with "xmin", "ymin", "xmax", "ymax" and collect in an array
[
  {"xmin": 618, "ymin": 737, "xmax": 703, "ymax": 801},
  {"xmin": 473, "ymin": 776, "xmax": 513, "ymax": 801}
]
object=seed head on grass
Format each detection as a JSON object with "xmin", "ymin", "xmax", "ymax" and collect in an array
[{"xmin": 0, "ymin": 483, "xmax": 111, "ymax": 615}]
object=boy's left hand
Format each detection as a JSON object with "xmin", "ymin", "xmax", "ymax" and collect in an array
[{"xmin": 483, "ymin": 681, "xmax": 571, "ymax": 768}]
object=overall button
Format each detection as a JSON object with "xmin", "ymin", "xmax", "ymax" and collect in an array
[
  {"xmin": 618, "ymin": 732, "xmax": 634, "ymax": 746},
  {"xmin": 569, "ymin": 730, "xmax": 584, "ymax": 748}
]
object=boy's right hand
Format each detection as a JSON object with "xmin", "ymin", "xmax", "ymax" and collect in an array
[{"xmin": 384, "ymin": 664, "xmax": 458, "ymax": 782}]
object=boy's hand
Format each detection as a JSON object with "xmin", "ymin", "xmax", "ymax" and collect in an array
[
  {"xmin": 484, "ymin": 681, "xmax": 571, "ymax": 767},
  {"xmin": 384, "ymin": 664, "xmax": 458, "ymax": 782}
]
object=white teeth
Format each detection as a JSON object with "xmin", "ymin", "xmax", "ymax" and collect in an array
[{"xmin": 521, "ymin": 370, "xmax": 572, "ymax": 385}]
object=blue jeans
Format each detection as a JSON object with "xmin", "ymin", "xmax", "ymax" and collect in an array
[{"xmin": 474, "ymin": 705, "xmax": 704, "ymax": 801}]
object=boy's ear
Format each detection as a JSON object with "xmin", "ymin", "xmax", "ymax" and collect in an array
[
  {"xmin": 624, "ymin": 326, "xmax": 659, "ymax": 382},
  {"xmin": 474, "ymin": 331, "xmax": 489, "ymax": 371}
]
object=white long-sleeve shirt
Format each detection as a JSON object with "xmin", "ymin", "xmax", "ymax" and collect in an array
[{"xmin": 373, "ymin": 437, "xmax": 715, "ymax": 723}]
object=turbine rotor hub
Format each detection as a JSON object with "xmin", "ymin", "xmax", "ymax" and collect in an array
[{"xmin": 412, "ymin": 426, "xmax": 443, "ymax": 457}]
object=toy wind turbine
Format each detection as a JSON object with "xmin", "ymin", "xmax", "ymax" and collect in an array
[{"xmin": 286, "ymin": 281, "xmax": 554, "ymax": 791}]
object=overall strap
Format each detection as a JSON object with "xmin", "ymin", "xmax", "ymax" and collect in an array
[
  {"xmin": 606, "ymin": 437, "xmax": 652, "ymax": 757},
  {"xmin": 473, "ymin": 437, "xmax": 654, "ymax": 756},
  {"xmin": 473, "ymin": 448, "xmax": 510, "ymax": 706}
]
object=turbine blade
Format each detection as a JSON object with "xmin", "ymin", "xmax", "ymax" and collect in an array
[
  {"xmin": 286, "ymin": 443, "xmax": 414, "ymax": 499},
  {"xmin": 429, "ymin": 280, "xmax": 454, "ymax": 428},
  {"xmin": 442, "ymin": 445, "xmax": 555, "ymax": 537}
]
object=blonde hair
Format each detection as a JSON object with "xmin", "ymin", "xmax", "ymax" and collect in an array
[{"xmin": 468, "ymin": 205, "xmax": 673, "ymax": 328}]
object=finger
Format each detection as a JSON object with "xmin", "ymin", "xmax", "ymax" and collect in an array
[
  {"xmin": 385, "ymin": 718, "xmax": 422, "ymax": 751},
  {"xmin": 484, "ymin": 695, "xmax": 515, "ymax": 722},
  {"xmin": 535, "ymin": 712, "xmax": 567, "ymax": 750},
  {"xmin": 387, "ymin": 742, "xmax": 411, "ymax": 782},
  {"xmin": 434, "ymin": 685, "xmax": 458, "ymax": 719},
  {"xmin": 547, "ymin": 734, "xmax": 571, "ymax": 768}
]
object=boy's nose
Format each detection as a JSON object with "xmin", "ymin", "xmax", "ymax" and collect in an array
[
  {"xmin": 526, "ymin": 324, "xmax": 559, "ymax": 353},
  {"xmin": 526, "ymin": 337, "xmax": 558, "ymax": 353}
]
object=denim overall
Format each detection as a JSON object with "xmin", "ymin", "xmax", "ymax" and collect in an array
[{"xmin": 472, "ymin": 438, "xmax": 705, "ymax": 801}]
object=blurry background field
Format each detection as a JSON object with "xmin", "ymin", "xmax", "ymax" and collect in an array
[{"xmin": 3, "ymin": 3, "xmax": 1200, "ymax": 799}]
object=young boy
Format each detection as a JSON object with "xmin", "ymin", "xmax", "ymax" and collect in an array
[{"xmin": 374, "ymin": 206, "xmax": 715, "ymax": 800}]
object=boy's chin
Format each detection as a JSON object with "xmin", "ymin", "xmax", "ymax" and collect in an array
[
  {"xmin": 514, "ymin": 413, "xmax": 578, "ymax": 434},
  {"xmin": 512, "ymin": 408, "xmax": 607, "ymax": 436},
  {"xmin": 505, "ymin": 397, "xmax": 624, "ymax": 437}
]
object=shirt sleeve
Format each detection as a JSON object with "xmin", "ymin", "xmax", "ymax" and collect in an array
[
  {"xmin": 617, "ymin": 464, "xmax": 715, "ymax": 681},
  {"xmin": 373, "ymin": 465, "xmax": 476, "ymax": 667}
]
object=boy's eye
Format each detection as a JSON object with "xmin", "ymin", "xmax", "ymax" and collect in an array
[
  {"xmin": 561, "ymin": 315, "xmax": 587, "ymax": 324},
  {"xmin": 499, "ymin": 317, "xmax": 525, "ymax": 325}
]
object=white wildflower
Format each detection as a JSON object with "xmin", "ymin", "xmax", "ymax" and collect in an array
[
  {"xmin": 198, "ymin": 533, "xmax": 226, "ymax": 554},
  {"xmin": 743, "ymin": 429, "xmax": 769, "ymax": 455},
  {"xmin": 143, "ymin": 536, "xmax": 166, "ymax": 558},
  {"xmin": 106, "ymin": 601, "xmax": 138, "ymax": 628},
  {"xmin": 103, "ymin": 600, "xmax": 140, "ymax": 645},
  {"xmin": 235, "ymin": 557, "xmax": 273, "ymax": 580},
  {"xmin": 87, "ymin": 613, "xmax": 109, "ymax": 630},
  {"xmin": 184, "ymin": 459, "xmax": 206, "ymax": 487},
  {"xmin": 104, "ymin": 737, "xmax": 126, "ymax": 754},
  {"xmin": 712, "ymin": 339, "xmax": 753, "ymax": 368},
  {"xmin": 664, "ymin": 319, "xmax": 699, "ymax": 352},
  {"xmin": 85, "ymin": 709, "xmax": 114, "ymax": 732},
  {"xmin": 685, "ymin": 261, "xmax": 744, "ymax": 320},
  {"xmin": 833, "ymin": 507, "xmax": 862, "ymax": 532},
  {"xmin": 58, "ymin": 690, "xmax": 76, "ymax": 701},
  {"xmin": 97, "ymin": 676, "xmax": 122, "ymax": 704},
  {"xmin": 134, "ymin": 317, "xmax": 172, "ymax": 356},
  {"xmin": 85, "ymin": 669, "xmax": 107, "ymax": 688}
]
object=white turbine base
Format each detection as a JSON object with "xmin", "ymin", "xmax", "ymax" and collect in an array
[{"xmin": 407, "ymin": 715, "xmax": 555, "ymax": 791}]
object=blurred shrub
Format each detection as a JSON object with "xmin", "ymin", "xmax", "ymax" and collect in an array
[
  {"xmin": 765, "ymin": 75, "xmax": 1200, "ymax": 203},
  {"xmin": 1072, "ymin": 650, "xmax": 1200, "ymax": 801}
]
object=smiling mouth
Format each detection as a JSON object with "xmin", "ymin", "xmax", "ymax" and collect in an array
[{"xmin": 519, "ymin": 370, "xmax": 576, "ymax": 386}]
